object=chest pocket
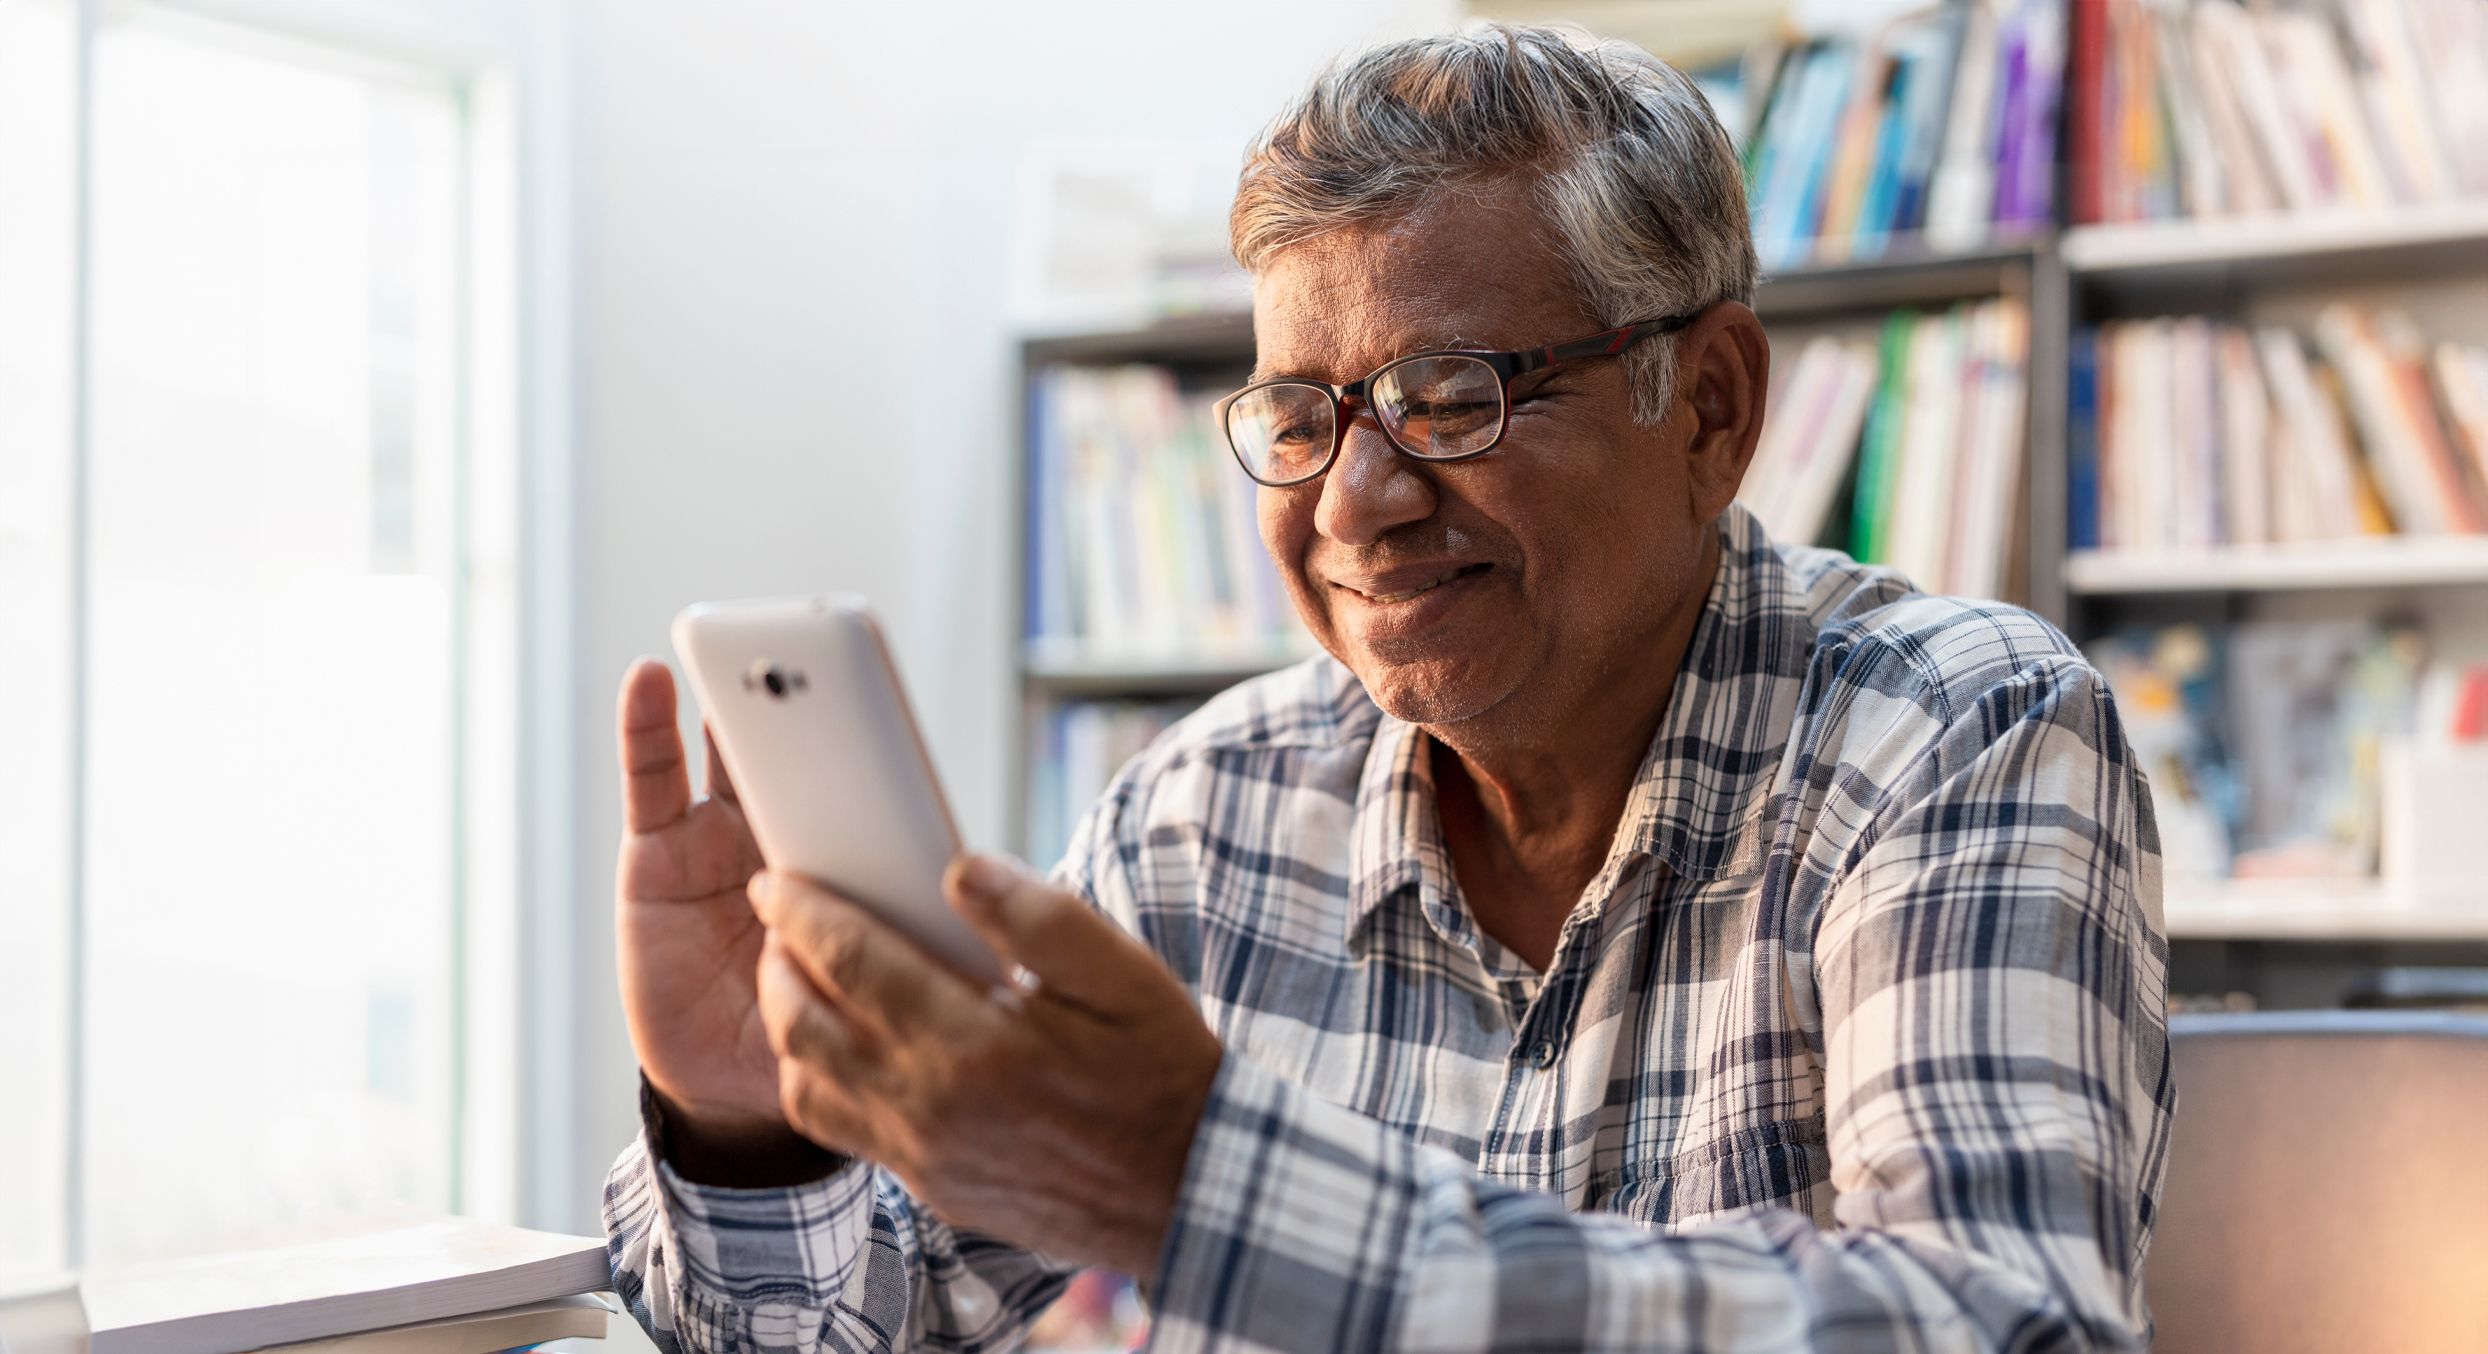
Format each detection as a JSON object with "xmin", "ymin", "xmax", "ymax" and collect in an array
[{"xmin": 1589, "ymin": 1118, "xmax": 1831, "ymax": 1230}]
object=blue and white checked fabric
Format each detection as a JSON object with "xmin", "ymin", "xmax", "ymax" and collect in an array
[{"xmin": 605, "ymin": 503, "xmax": 2175, "ymax": 1352}]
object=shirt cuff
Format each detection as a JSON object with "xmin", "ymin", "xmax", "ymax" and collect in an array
[
  {"xmin": 607, "ymin": 1124, "xmax": 876, "ymax": 1312},
  {"xmin": 1148, "ymin": 1052, "xmax": 1445, "ymax": 1354}
]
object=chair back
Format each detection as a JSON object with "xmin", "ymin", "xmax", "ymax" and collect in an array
[{"xmin": 2149, "ymin": 1010, "xmax": 2488, "ymax": 1353}]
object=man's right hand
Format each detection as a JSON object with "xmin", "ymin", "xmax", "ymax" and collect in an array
[{"xmin": 615, "ymin": 658, "xmax": 841, "ymax": 1185}]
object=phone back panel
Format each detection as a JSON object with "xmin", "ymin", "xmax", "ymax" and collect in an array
[{"xmin": 671, "ymin": 596, "xmax": 1002, "ymax": 984}]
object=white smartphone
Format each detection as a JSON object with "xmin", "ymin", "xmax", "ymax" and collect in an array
[{"xmin": 670, "ymin": 595, "xmax": 1005, "ymax": 985}]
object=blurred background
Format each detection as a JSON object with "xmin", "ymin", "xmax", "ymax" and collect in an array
[{"xmin": 6, "ymin": 0, "xmax": 2488, "ymax": 1344}]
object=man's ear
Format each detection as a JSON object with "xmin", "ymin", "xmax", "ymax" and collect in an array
[{"xmin": 1673, "ymin": 301, "xmax": 1770, "ymax": 520}]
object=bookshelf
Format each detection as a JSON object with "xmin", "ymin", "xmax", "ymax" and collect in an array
[
  {"xmin": 1008, "ymin": 12, "xmax": 2488, "ymax": 959},
  {"xmin": 1012, "ymin": 208, "xmax": 2488, "ymax": 942},
  {"xmin": 2166, "ymin": 880, "xmax": 2488, "ymax": 943},
  {"xmin": 2065, "ymin": 536, "xmax": 2488, "ymax": 596}
]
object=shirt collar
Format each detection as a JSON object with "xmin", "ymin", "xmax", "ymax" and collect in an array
[{"xmin": 1345, "ymin": 505, "xmax": 1812, "ymax": 951}]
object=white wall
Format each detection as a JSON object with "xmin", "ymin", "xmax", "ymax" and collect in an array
[{"xmin": 561, "ymin": 0, "xmax": 1458, "ymax": 1229}]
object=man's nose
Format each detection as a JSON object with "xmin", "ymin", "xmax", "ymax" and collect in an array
[{"xmin": 1314, "ymin": 414, "xmax": 1436, "ymax": 546}]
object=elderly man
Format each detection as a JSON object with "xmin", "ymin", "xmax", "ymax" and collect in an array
[{"xmin": 604, "ymin": 24, "xmax": 2173, "ymax": 1353}]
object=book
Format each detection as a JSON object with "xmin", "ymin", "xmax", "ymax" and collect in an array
[
  {"xmin": 2071, "ymin": 0, "xmax": 2487, "ymax": 225},
  {"xmin": 1849, "ymin": 309, "xmax": 1918, "ymax": 563},
  {"xmin": 2434, "ymin": 342, "xmax": 2488, "ymax": 496},
  {"xmin": 1026, "ymin": 699, "xmax": 1196, "ymax": 866},
  {"xmin": 1948, "ymin": 296, "xmax": 2031, "ymax": 600},
  {"xmin": 1924, "ymin": 0, "xmax": 2002, "ymax": 250},
  {"xmin": 1736, "ymin": 1, "xmax": 2064, "ymax": 264},
  {"xmin": 1840, "ymin": 297, "xmax": 2032, "ymax": 598},
  {"xmin": 2080, "ymin": 306, "xmax": 2488, "ymax": 553},
  {"xmin": 78, "ymin": 1220, "xmax": 608, "ymax": 1354},
  {"xmin": 2087, "ymin": 619, "xmax": 2429, "ymax": 881},
  {"xmin": 2068, "ymin": 327, "xmax": 2102, "ymax": 550},
  {"xmin": 1741, "ymin": 332, "xmax": 1877, "ymax": 546},
  {"xmin": 266, "ymin": 1296, "xmax": 611, "ymax": 1354},
  {"xmin": 1027, "ymin": 364, "xmax": 1298, "ymax": 657}
]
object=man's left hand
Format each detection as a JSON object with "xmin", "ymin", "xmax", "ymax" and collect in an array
[{"xmin": 748, "ymin": 854, "xmax": 1223, "ymax": 1279}]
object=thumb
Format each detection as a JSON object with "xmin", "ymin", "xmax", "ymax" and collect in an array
[{"xmin": 945, "ymin": 853, "xmax": 1152, "ymax": 1017}]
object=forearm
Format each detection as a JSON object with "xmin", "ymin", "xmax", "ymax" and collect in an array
[
  {"xmin": 1151, "ymin": 1056, "xmax": 2146, "ymax": 1354},
  {"xmin": 604, "ymin": 1134, "xmax": 1078, "ymax": 1353}
]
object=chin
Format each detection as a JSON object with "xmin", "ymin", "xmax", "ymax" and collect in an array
[{"xmin": 1342, "ymin": 645, "xmax": 1519, "ymax": 729}]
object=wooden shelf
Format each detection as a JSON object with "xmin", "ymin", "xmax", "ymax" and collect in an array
[
  {"xmin": 1015, "ymin": 241, "xmax": 2046, "ymax": 366},
  {"xmin": 2166, "ymin": 879, "xmax": 2488, "ymax": 942},
  {"xmin": 2063, "ymin": 200, "xmax": 2488, "ymax": 296},
  {"xmin": 1021, "ymin": 641, "xmax": 1313, "ymax": 696},
  {"xmin": 1756, "ymin": 239, "xmax": 2040, "ymax": 320},
  {"xmin": 2064, "ymin": 537, "xmax": 2488, "ymax": 595},
  {"xmin": 1021, "ymin": 311, "xmax": 1253, "ymax": 367}
]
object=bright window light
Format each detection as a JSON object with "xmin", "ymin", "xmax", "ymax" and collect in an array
[{"xmin": 73, "ymin": 12, "xmax": 471, "ymax": 1265}]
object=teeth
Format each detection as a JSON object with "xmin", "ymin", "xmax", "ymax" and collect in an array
[{"xmin": 1369, "ymin": 565, "xmax": 1473, "ymax": 603}]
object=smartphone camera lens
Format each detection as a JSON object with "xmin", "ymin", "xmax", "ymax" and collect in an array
[{"xmin": 762, "ymin": 666, "xmax": 788, "ymax": 698}]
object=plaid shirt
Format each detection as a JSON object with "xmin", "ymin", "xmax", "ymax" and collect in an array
[{"xmin": 605, "ymin": 504, "xmax": 2175, "ymax": 1352}]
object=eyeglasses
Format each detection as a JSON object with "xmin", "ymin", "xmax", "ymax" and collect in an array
[{"xmin": 1213, "ymin": 312, "xmax": 1702, "ymax": 488}]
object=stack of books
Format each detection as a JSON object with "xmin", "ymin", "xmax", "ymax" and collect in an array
[
  {"xmin": 62, "ymin": 1218, "xmax": 610, "ymax": 1354},
  {"xmin": 1025, "ymin": 365, "xmax": 1296, "ymax": 659},
  {"xmin": 2085, "ymin": 620, "xmax": 2443, "ymax": 882},
  {"xmin": 2067, "ymin": 0, "xmax": 2488, "ymax": 224},
  {"xmin": 1740, "ymin": 0, "xmax": 2064, "ymax": 268},
  {"xmin": 1741, "ymin": 297, "xmax": 2031, "ymax": 601},
  {"xmin": 2072, "ymin": 305, "xmax": 2488, "ymax": 552}
]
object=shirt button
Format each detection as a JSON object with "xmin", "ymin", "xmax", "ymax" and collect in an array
[{"xmin": 1529, "ymin": 1040, "xmax": 1558, "ymax": 1069}]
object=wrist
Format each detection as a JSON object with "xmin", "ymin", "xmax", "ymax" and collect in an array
[{"xmin": 644, "ymin": 1078, "xmax": 849, "ymax": 1189}]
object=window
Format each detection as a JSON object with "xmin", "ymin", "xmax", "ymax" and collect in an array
[{"xmin": 0, "ymin": 3, "xmax": 519, "ymax": 1269}]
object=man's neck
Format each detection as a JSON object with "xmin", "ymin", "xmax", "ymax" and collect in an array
[{"xmin": 1426, "ymin": 532, "xmax": 1720, "ymax": 970}]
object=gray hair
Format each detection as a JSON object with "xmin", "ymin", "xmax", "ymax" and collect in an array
[{"xmin": 1230, "ymin": 23, "xmax": 1757, "ymax": 422}]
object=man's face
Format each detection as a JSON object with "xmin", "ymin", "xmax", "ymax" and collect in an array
[{"xmin": 1251, "ymin": 190, "xmax": 1714, "ymax": 733}]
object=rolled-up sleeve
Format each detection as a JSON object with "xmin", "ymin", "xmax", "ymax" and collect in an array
[{"xmin": 604, "ymin": 1125, "xmax": 1079, "ymax": 1352}]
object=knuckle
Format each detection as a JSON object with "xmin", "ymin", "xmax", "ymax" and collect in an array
[{"xmin": 818, "ymin": 919, "xmax": 872, "ymax": 995}]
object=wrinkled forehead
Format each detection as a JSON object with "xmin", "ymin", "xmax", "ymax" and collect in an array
[{"xmin": 1247, "ymin": 192, "xmax": 1596, "ymax": 385}]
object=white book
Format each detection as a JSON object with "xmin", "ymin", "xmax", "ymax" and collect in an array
[
  {"xmin": 2342, "ymin": 0, "xmax": 2455, "ymax": 203},
  {"xmin": 2199, "ymin": 2, "xmax": 2320, "ymax": 212},
  {"xmin": 2169, "ymin": 318, "xmax": 2218, "ymax": 550},
  {"xmin": 79, "ymin": 1220, "xmax": 607, "ymax": 1354},
  {"xmin": 2153, "ymin": 9, "xmax": 2227, "ymax": 217},
  {"xmin": 2268, "ymin": 11, "xmax": 2394, "ymax": 209},
  {"xmin": 1776, "ymin": 341, "xmax": 1881, "ymax": 550},
  {"xmin": 2410, "ymin": 0, "xmax": 2488, "ymax": 196},
  {"xmin": 1740, "ymin": 335, "xmax": 1826, "ymax": 534},
  {"xmin": 269, "ymin": 1295, "xmax": 611, "ymax": 1354},
  {"xmin": 2184, "ymin": 5, "xmax": 2280, "ymax": 215},
  {"xmin": 2131, "ymin": 320, "xmax": 2175, "ymax": 553},
  {"xmin": 2254, "ymin": 325, "xmax": 2366, "ymax": 540},
  {"xmin": 1924, "ymin": 0, "xmax": 1998, "ymax": 250},
  {"xmin": 2215, "ymin": 327, "xmax": 2273, "ymax": 547},
  {"xmin": 1949, "ymin": 299, "xmax": 2028, "ymax": 600},
  {"xmin": 1885, "ymin": 308, "xmax": 1967, "ymax": 589}
]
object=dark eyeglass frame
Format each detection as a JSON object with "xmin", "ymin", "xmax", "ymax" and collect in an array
[{"xmin": 1214, "ymin": 310, "xmax": 1705, "ymax": 488}]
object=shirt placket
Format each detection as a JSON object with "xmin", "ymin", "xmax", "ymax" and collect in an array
[{"xmin": 1471, "ymin": 855, "xmax": 1648, "ymax": 1199}]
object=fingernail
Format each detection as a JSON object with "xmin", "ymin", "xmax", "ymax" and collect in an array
[
  {"xmin": 746, "ymin": 872, "xmax": 771, "ymax": 913},
  {"xmin": 958, "ymin": 853, "xmax": 1015, "ymax": 901}
]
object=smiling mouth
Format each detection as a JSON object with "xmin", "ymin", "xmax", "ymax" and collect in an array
[{"xmin": 1350, "ymin": 562, "xmax": 1492, "ymax": 603}]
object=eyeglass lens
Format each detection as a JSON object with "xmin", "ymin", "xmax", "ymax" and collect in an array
[{"xmin": 1224, "ymin": 354, "xmax": 1505, "ymax": 485}]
